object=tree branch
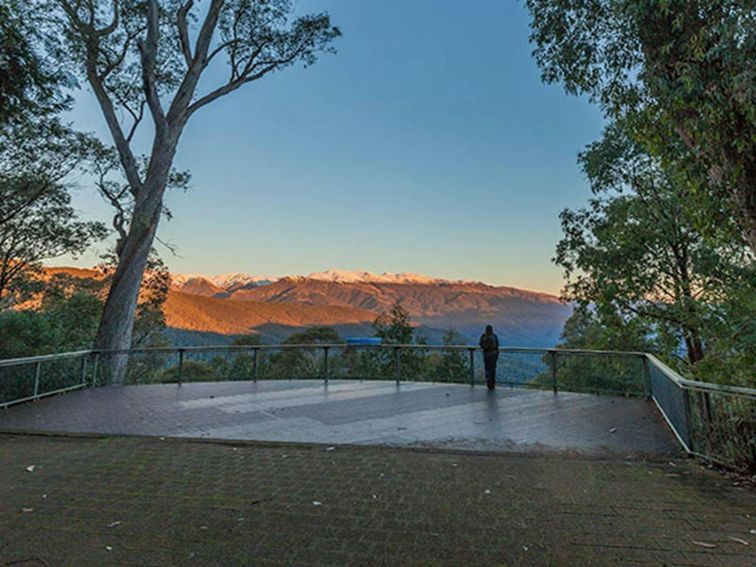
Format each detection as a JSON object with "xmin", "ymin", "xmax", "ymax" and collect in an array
[
  {"xmin": 59, "ymin": 0, "xmax": 144, "ymax": 193},
  {"xmin": 137, "ymin": 0, "xmax": 167, "ymax": 135},
  {"xmin": 176, "ymin": 1, "xmax": 195, "ymax": 67},
  {"xmin": 166, "ymin": 0, "xmax": 224, "ymax": 127}
]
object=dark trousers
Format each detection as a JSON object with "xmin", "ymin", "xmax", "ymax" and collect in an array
[{"xmin": 483, "ymin": 352, "xmax": 498, "ymax": 384}]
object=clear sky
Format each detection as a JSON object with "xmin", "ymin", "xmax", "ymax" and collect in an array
[{"xmin": 59, "ymin": 0, "xmax": 604, "ymax": 295}]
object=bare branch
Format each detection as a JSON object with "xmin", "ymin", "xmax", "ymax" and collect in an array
[
  {"xmin": 137, "ymin": 0, "xmax": 168, "ymax": 135},
  {"xmin": 96, "ymin": 0, "xmax": 119, "ymax": 37},
  {"xmin": 176, "ymin": 1, "xmax": 195, "ymax": 67},
  {"xmin": 125, "ymin": 101, "xmax": 146, "ymax": 144},
  {"xmin": 155, "ymin": 235, "xmax": 180, "ymax": 256},
  {"xmin": 166, "ymin": 0, "xmax": 225, "ymax": 126}
]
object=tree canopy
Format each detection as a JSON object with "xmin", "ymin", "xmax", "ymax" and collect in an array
[
  {"xmin": 555, "ymin": 119, "xmax": 755, "ymax": 384},
  {"xmin": 527, "ymin": 0, "xmax": 756, "ymax": 252}
]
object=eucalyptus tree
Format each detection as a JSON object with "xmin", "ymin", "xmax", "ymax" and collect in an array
[
  {"xmin": 46, "ymin": 1, "xmax": 340, "ymax": 377},
  {"xmin": 527, "ymin": 0, "xmax": 756, "ymax": 253},
  {"xmin": 555, "ymin": 122, "xmax": 754, "ymax": 369}
]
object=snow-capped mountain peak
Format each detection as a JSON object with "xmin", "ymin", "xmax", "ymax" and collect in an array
[
  {"xmin": 171, "ymin": 272, "xmax": 276, "ymax": 289},
  {"xmin": 305, "ymin": 269, "xmax": 446, "ymax": 285},
  {"xmin": 171, "ymin": 269, "xmax": 478, "ymax": 292},
  {"xmin": 209, "ymin": 272, "xmax": 276, "ymax": 289}
]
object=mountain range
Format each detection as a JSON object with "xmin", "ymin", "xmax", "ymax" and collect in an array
[
  {"xmin": 166, "ymin": 270, "xmax": 571, "ymax": 346},
  {"xmin": 42, "ymin": 267, "xmax": 570, "ymax": 346}
]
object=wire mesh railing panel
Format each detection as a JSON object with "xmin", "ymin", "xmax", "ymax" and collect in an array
[
  {"xmin": 0, "ymin": 361, "xmax": 37, "ymax": 406},
  {"xmin": 0, "ymin": 352, "xmax": 92, "ymax": 407},
  {"xmin": 686, "ymin": 388, "xmax": 756, "ymax": 473},
  {"xmin": 551, "ymin": 352, "xmax": 646, "ymax": 396},
  {"xmin": 648, "ymin": 362, "xmax": 691, "ymax": 449},
  {"xmin": 325, "ymin": 346, "xmax": 392, "ymax": 381},
  {"xmin": 257, "ymin": 347, "xmax": 326, "ymax": 380},
  {"xmin": 38, "ymin": 357, "xmax": 88, "ymax": 393},
  {"xmin": 497, "ymin": 350, "xmax": 551, "ymax": 388}
]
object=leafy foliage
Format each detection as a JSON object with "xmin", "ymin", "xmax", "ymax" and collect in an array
[
  {"xmin": 0, "ymin": 0, "xmax": 69, "ymax": 122},
  {"xmin": 527, "ymin": 0, "xmax": 756, "ymax": 251},
  {"xmin": 0, "ymin": 185, "xmax": 107, "ymax": 308},
  {"xmin": 554, "ymin": 122, "xmax": 755, "ymax": 386}
]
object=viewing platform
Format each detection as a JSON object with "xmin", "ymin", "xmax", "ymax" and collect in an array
[
  {"xmin": 0, "ymin": 379, "xmax": 678, "ymax": 457},
  {"xmin": 1, "ymin": 344, "xmax": 752, "ymax": 466}
]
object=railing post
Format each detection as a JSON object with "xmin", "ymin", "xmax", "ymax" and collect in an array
[
  {"xmin": 252, "ymin": 348, "xmax": 258, "ymax": 383},
  {"xmin": 323, "ymin": 346, "xmax": 330, "ymax": 385},
  {"xmin": 550, "ymin": 350, "xmax": 558, "ymax": 394},
  {"xmin": 80, "ymin": 356, "xmax": 88, "ymax": 386},
  {"xmin": 394, "ymin": 347, "xmax": 400, "ymax": 385},
  {"xmin": 91, "ymin": 353, "xmax": 99, "ymax": 388},
  {"xmin": 178, "ymin": 349, "xmax": 185, "ymax": 385},
  {"xmin": 469, "ymin": 348, "xmax": 475, "ymax": 387},
  {"xmin": 33, "ymin": 361, "xmax": 41, "ymax": 399}
]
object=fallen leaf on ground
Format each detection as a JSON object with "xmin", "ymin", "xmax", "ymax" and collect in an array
[
  {"xmin": 21, "ymin": 508, "xmax": 33, "ymax": 513},
  {"xmin": 107, "ymin": 521, "xmax": 121, "ymax": 528},
  {"xmin": 609, "ymin": 428, "xmax": 617, "ymax": 433},
  {"xmin": 484, "ymin": 489, "xmax": 491, "ymax": 495},
  {"xmin": 692, "ymin": 541, "xmax": 717, "ymax": 548},
  {"xmin": 325, "ymin": 446, "xmax": 335, "ymax": 452},
  {"xmin": 25, "ymin": 465, "xmax": 35, "ymax": 472},
  {"xmin": 312, "ymin": 501, "xmax": 322, "ymax": 506},
  {"xmin": 729, "ymin": 537, "xmax": 748, "ymax": 546},
  {"xmin": 105, "ymin": 546, "xmax": 113, "ymax": 552}
]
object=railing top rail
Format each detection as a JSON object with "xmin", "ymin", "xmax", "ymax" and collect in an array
[
  {"xmin": 0, "ymin": 350, "xmax": 93, "ymax": 368},
  {"xmin": 83, "ymin": 344, "xmax": 648, "ymax": 356}
]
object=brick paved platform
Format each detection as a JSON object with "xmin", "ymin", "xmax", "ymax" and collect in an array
[
  {"xmin": 0, "ymin": 380, "xmax": 677, "ymax": 457},
  {"xmin": 0, "ymin": 433, "xmax": 753, "ymax": 566}
]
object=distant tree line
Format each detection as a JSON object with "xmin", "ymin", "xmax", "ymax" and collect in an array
[{"xmin": 121, "ymin": 303, "xmax": 474, "ymax": 386}]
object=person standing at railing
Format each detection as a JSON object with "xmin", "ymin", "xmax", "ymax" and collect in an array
[{"xmin": 479, "ymin": 325, "xmax": 500, "ymax": 391}]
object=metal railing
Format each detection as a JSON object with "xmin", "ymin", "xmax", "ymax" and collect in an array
[
  {"xmin": 0, "ymin": 350, "xmax": 94, "ymax": 409},
  {"xmin": 646, "ymin": 354, "xmax": 755, "ymax": 472},
  {"xmin": 1, "ymin": 344, "xmax": 753, "ymax": 471}
]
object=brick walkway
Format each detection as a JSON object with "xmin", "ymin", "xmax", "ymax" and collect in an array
[
  {"xmin": 0, "ymin": 433, "xmax": 753, "ymax": 566},
  {"xmin": 0, "ymin": 381, "xmax": 677, "ymax": 457}
]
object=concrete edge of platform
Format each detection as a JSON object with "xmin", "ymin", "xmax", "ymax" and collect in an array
[{"xmin": 0, "ymin": 426, "xmax": 688, "ymax": 464}]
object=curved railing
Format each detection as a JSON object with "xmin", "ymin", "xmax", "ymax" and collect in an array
[{"xmin": 1, "ymin": 344, "xmax": 753, "ymax": 471}]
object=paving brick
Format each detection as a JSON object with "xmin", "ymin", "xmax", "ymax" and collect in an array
[{"xmin": 0, "ymin": 433, "xmax": 753, "ymax": 566}]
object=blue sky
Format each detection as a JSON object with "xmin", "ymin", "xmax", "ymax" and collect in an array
[{"xmin": 60, "ymin": 0, "xmax": 604, "ymax": 295}]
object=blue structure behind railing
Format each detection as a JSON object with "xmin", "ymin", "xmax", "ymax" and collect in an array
[{"xmin": 1, "ymin": 344, "xmax": 753, "ymax": 471}]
